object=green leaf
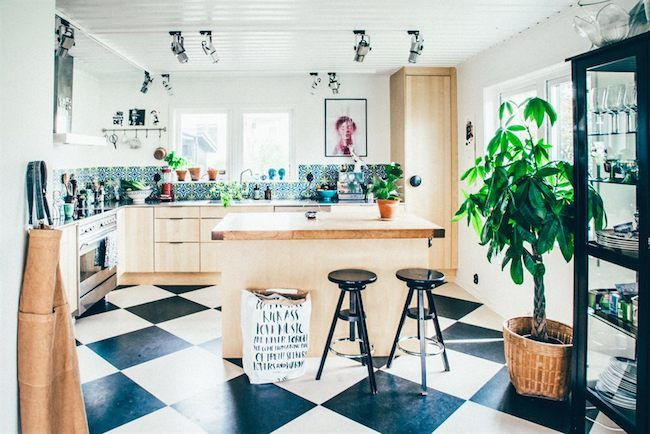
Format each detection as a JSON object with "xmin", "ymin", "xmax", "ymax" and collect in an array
[
  {"xmin": 524, "ymin": 97, "xmax": 547, "ymax": 128},
  {"xmin": 487, "ymin": 129, "xmax": 503, "ymax": 156},
  {"xmin": 542, "ymin": 99, "xmax": 558, "ymax": 125},
  {"xmin": 510, "ymin": 255, "xmax": 524, "ymax": 284},
  {"xmin": 507, "ymin": 124, "xmax": 526, "ymax": 131},
  {"xmin": 499, "ymin": 101, "xmax": 514, "ymax": 121},
  {"xmin": 557, "ymin": 221, "xmax": 573, "ymax": 262},
  {"xmin": 536, "ymin": 218, "xmax": 559, "ymax": 254},
  {"xmin": 506, "ymin": 131, "xmax": 524, "ymax": 150}
]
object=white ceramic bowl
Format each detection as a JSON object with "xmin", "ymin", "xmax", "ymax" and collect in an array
[{"xmin": 126, "ymin": 188, "xmax": 152, "ymax": 205}]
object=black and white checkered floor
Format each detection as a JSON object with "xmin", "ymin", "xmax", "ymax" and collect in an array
[{"xmin": 74, "ymin": 283, "xmax": 615, "ymax": 433}]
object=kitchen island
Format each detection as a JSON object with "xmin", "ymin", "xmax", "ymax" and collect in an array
[{"xmin": 213, "ymin": 210, "xmax": 444, "ymax": 357}]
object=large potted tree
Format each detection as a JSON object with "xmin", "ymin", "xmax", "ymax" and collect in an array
[{"xmin": 454, "ymin": 97, "xmax": 605, "ymax": 400}]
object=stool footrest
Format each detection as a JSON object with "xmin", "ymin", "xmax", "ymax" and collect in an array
[
  {"xmin": 337, "ymin": 309, "xmax": 364, "ymax": 322},
  {"xmin": 397, "ymin": 336, "xmax": 445, "ymax": 357},
  {"xmin": 329, "ymin": 337, "xmax": 375, "ymax": 359},
  {"xmin": 405, "ymin": 307, "xmax": 435, "ymax": 320}
]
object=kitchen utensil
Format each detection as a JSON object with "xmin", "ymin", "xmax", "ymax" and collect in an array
[
  {"xmin": 128, "ymin": 136, "xmax": 142, "ymax": 149},
  {"xmin": 153, "ymin": 147, "xmax": 167, "ymax": 160},
  {"xmin": 108, "ymin": 133, "xmax": 118, "ymax": 149}
]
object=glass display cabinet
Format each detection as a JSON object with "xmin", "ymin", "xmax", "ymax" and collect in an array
[{"xmin": 570, "ymin": 32, "xmax": 649, "ymax": 434}]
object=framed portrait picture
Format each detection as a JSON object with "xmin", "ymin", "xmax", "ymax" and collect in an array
[
  {"xmin": 324, "ymin": 98, "xmax": 367, "ymax": 157},
  {"xmin": 128, "ymin": 108, "xmax": 145, "ymax": 126}
]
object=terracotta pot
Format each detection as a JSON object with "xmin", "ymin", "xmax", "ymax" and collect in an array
[
  {"xmin": 377, "ymin": 199, "xmax": 400, "ymax": 220},
  {"xmin": 503, "ymin": 317, "xmax": 573, "ymax": 401},
  {"xmin": 207, "ymin": 167, "xmax": 218, "ymax": 181},
  {"xmin": 189, "ymin": 167, "xmax": 202, "ymax": 181},
  {"xmin": 176, "ymin": 169, "xmax": 188, "ymax": 182}
]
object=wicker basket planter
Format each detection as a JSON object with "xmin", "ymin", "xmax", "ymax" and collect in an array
[{"xmin": 503, "ymin": 316, "xmax": 573, "ymax": 401}]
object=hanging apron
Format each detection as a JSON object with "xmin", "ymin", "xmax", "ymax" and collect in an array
[{"xmin": 18, "ymin": 162, "xmax": 88, "ymax": 433}]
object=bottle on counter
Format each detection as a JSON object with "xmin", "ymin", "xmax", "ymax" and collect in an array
[
  {"xmin": 253, "ymin": 184, "xmax": 262, "ymax": 200},
  {"xmin": 264, "ymin": 186, "xmax": 272, "ymax": 200}
]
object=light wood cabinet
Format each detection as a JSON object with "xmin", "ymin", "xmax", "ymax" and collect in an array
[
  {"xmin": 155, "ymin": 218, "xmax": 200, "ymax": 242},
  {"xmin": 200, "ymin": 218, "xmax": 221, "ymax": 243},
  {"xmin": 200, "ymin": 243, "xmax": 221, "ymax": 272},
  {"xmin": 155, "ymin": 242, "xmax": 200, "ymax": 272},
  {"xmin": 119, "ymin": 207, "xmax": 154, "ymax": 273},
  {"xmin": 58, "ymin": 224, "xmax": 78, "ymax": 314},
  {"xmin": 390, "ymin": 67, "xmax": 458, "ymax": 270},
  {"xmin": 155, "ymin": 206, "xmax": 200, "ymax": 219},
  {"xmin": 200, "ymin": 205, "xmax": 273, "ymax": 218}
]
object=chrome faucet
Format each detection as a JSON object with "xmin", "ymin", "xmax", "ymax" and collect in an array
[{"xmin": 239, "ymin": 168, "xmax": 253, "ymax": 185}]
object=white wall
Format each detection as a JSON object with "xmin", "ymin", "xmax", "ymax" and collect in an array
[
  {"xmin": 51, "ymin": 73, "xmax": 390, "ymax": 171},
  {"xmin": 455, "ymin": 1, "xmax": 635, "ymax": 325},
  {"xmin": 0, "ymin": 1, "xmax": 55, "ymax": 432}
]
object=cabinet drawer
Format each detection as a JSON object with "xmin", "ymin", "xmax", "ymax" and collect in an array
[
  {"xmin": 155, "ymin": 207, "xmax": 200, "ymax": 219},
  {"xmin": 155, "ymin": 218, "xmax": 199, "ymax": 242},
  {"xmin": 200, "ymin": 243, "xmax": 222, "ymax": 272},
  {"xmin": 274, "ymin": 206, "xmax": 331, "ymax": 213},
  {"xmin": 155, "ymin": 242, "xmax": 200, "ymax": 272},
  {"xmin": 200, "ymin": 205, "xmax": 273, "ymax": 218},
  {"xmin": 200, "ymin": 218, "xmax": 222, "ymax": 243}
]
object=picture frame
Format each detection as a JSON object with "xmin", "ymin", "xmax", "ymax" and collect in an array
[{"xmin": 324, "ymin": 98, "xmax": 367, "ymax": 157}]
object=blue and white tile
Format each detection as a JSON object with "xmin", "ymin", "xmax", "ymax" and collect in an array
[
  {"xmin": 75, "ymin": 309, "xmax": 152, "ymax": 344},
  {"xmin": 156, "ymin": 309, "xmax": 222, "ymax": 345},
  {"xmin": 122, "ymin": 346, "xmax": 243, "ymax": 405},
  {"xmin": 106, "ymin": 284, "xmax": 175, "ymax": 308},
  {"xmin": 178, "ymin": 285, "xmax": 222, "ymax": 308},
  {"xmin": 76, "ymin": 345, "xmax": 119, "ymax": 383},
  {"xmin": 272, "ymin": 406, "xmax": 378, "ymax": 434},
  {"xmin": 107, "ymin": 407, "xmax": 207, "ymax": 434}
]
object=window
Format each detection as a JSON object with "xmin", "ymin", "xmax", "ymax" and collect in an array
[
  {"xmin": 242, "ymin": 112, "xmax": 292, "ymax": 177},
  {"xmin": 176, "ymin": 112, "xmax": 228, "ymax": 172},
  {"xmin": 547, "ymin": 78, "xmax": 574, "ymax": 162}
]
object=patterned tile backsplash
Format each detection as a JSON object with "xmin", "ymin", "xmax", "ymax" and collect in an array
[{"xmin": 53, "ymin": 164, "xmax": 388, "ymax": 202}]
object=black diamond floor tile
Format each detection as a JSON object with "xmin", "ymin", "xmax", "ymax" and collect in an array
[
  {"xmin": 225, "ymin": 357, "xmax": 243, "ymax": 368},
  {"xmin": 433, "ymin": 294, "xmax": 482, "ymax": 320},
  {"xmin": 78, "ymin": 298, "xmax": 119, "ymax": 318},
  {"xmin": 82, "ymin": 372, "xmax": 165, "ymax": 434},
  {"xmin": 115, "ymin": 284, "xmax": 137, "ymax": 290},
  {"xmin": 199, "ymin": 338, "xmax": 222, "ymax": 357},
  {"xmin": 445, "ymin": 339, "xmax": 505, "ymax": 364},
  {"xmin": 155, "ymin": 285, "xmax": 212, "ymax": 294},
  {"xmin": 87, "ymin": 326, "xmax": 191, "ymax": 369},
  {"xmin": 443, "ymin": 322, "xmax": 503, "ymax": 340},
  {"xmin": 470, "ymin": 366, "xmax": 570, "ymax": 432},
  {"xmin": 172, "ymin": 374, "xmax": 315, "ymax": 433},
  {"xmin": 126, "ymin": 296, "xmax": 209, "ymax": 323},
  {"xmin": 215, "ymin": 306, "xmax": 222, "ymax": 311},
  {"xmin": 323, "ymin": 370, "xmax": 464, "ymax": 433}
]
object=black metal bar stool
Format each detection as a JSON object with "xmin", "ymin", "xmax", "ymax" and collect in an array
[
  {"xmin": 387, "ymin": 268, "xmax": 450, "ymax": 395},
  {"xmin": 316, "ymin": 269, "xmax": 378, "ymax": 394}
]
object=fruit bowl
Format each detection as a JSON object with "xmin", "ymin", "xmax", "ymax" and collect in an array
[
  {"xmin": 316, "ymin": 189, "xmax": 337, "ymax": 203},
  {"xmin": 126, "ymin": 188, "xmax": 152, "ymax": 205}
]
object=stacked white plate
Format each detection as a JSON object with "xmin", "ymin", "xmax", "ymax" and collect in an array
[
  {"xmin": 595, "ymin": 357, "xmax": 637, "ymax": 410},
  {"xmin": 596, "ymin": 229, "xmax": 639, "ymax": 252}
]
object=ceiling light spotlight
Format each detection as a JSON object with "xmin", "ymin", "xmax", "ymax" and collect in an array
[
  {"xmin": 161, "ymin": 74, "xmax": 174, "ymax": 96},
  {"xmin": 200, "ymin": 30, "xmax": 219, "ymax": 63},
  {"xmin": 140, "ymin": 71, "xmax": 153, "ymax": 94},
  {"xmin": 353, "ymin": 30, "xmax": 371, "ymax": 62},
  {"xmin": 169, "ymin": 31, "xmax": 188, "ymax": 63},
  {"xmin": 328, "ymin": 72, "xmax": 340, "ymax": 95},
  {"xmin": 56, "ymin": 18, "xmax": 75, "ymax": 58},
  {"xmin": 309, "ymin": 72, "xmax": 321, "ymax": 95},
  {"xmin": 407, "ymin": 30, "xmax": 424, "ymax": 63}
]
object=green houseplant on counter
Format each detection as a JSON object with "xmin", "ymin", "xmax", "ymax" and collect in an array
[
  {"xmin": 454, "ymin": 97, "xmax": 606, "ymax": 400},
  {"xmin": 164, "ymin": 151, "xmax": 189, "ymax": 181},
  {"xmin": 371, "ymin": 163, "xmax": 403, "ymax": 220},
  {"xmin": 210, "ymin": 181, "xmax": 243, "ymax": 207}
]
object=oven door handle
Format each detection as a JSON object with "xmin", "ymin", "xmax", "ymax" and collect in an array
[{"xmin": 78, "ymin": 228, "xmax": 116, "ymax": 254}]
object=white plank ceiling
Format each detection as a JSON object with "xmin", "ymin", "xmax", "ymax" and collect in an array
[{"xmin": 57, "ymin": 0, "xmax": 576, "ymax": 78}]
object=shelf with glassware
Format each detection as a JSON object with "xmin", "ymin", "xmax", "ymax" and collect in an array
[{"xmin": 569, "ymin": 33, "xmax": 649, "ymax": 434}]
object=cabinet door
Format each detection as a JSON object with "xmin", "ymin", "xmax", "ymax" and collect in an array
[
  {"xmin": 120, "ymin": 207, "xmax": 154, "ymax": 273},
  {"xmin": 155, "ymin": 218, "xmax": 200, "ymax": 242},
  {"xmin": 405, "ymin": 74, "xmax": 454, "ymax": 269},
  {"xmin": 58, "ymin": 224, "xmax": 78, "ymax": 314},
  {"xmin": 155, "ymin": 242, "xmax": 200, "ymax": 272}
]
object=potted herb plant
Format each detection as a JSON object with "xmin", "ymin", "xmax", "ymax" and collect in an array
[
  {"xmin": 454, "ymin": 97, "xmax": 605, "ymax": 400},
  {"xmin": 371, "ymin": 163, "xmax": 403, "ymax": 220},
  {"xmin": 164, "ymin": 151, "xmax": 189, "ymax": 181},
  {"xmin": 210, "ymin": 181, "xmax": 243, "ymax": 207}
]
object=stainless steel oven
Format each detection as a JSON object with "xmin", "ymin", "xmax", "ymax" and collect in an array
[{"xmin": 77, "ymin": 212, "xmax": 117, "ymax": 315}]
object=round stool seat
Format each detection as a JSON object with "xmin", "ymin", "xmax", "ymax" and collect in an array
[
  {"xmin": 396, "ymin": 268, "xmax": 445, "ymax": 287},
  {"xmin": 328, "ymin": 269, "xmax": 377, "ymax": 288}
]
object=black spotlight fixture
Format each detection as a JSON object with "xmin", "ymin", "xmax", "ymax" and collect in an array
[
  {"xmin": 407, "ymin": 30, "xmax": 424, "ymax": 63},
  {"xmin": 309, "ymin": 72, "xmax": 321, "ymax": 95},
  {"xmin": 161, "ymin": 74, "xmax": 174, "ymax": 96},
  {"xmin": 328, "ymin": 72, "xmax": 340, "ymax": 95},
  {"xmin": 169, "ymin": 31, "xmax": 188, "ymax": 63},
  {"xmin": 200, "ymin": 30, "xmax": 219, "ymax": 63},
  {"xmin": 56, "ymin": 18, "xmax": 75, "ymax": 58},
  {"xmin": 353, "ymin": 30, "xmax": 371, "ymax": 62},
  {"xmin": 140, "ymin": 71, "xmax": 153, "ymax": 94}
]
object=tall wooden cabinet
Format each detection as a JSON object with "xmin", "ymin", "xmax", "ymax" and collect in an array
[{"xmin": 390, "ymin": 67, "xmax": 458, "ymax": 271}]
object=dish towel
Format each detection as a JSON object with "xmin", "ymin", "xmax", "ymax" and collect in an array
[{"xmin": 18, "ymin": 229, "xmax": 88, "ymax": 433}]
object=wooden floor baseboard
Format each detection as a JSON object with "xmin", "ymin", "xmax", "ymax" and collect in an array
[{"xmin": 118, "ymin": 272, "xmax": 221, "ymax": 286}]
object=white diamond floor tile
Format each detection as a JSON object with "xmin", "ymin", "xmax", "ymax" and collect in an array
[
  {"xmin": 74, "ymin": 309, "xmax": 152, "ymax": 344},
  {"xmin": 107, "ymin": 285, "xmax": 175, "ymax": 308},
  {"xmin": 157, "ymin": 309, "xmax": 222, "ymax": 345},
  {"xmin": 434, "ymin": 401, "xmax": 559, "ymax": 433},
  {"xmin": 272, "ymin": 406, "xmax": 379, "ymax": 434},
  {"xmin": 179, "ymin": 285, "xmax": 222, "ymax": 308},
  {"xmin": 106, "ymin": 407, "xmax": 207, "ymax": 434},
  {"xmin": 275, "ymin": 357, "xmax": 374, "ymax": 404},
  {"xmin": 76, "ymin": 345, "xmax": 119, "ymax": 384},
  {"xmin": 122, "ymin": 346, "xmax": 243, "ymax": 405},
  {"xmin": 435, "ymin": 282, "xmax": 481, "ymax": 302},
  {"xmin": 457, "ymin": 305, "xmax": 505, "ymax": 331},
  {"xmin": 383, "ymin": 349, "xmax": 503, "ymax": 400}
]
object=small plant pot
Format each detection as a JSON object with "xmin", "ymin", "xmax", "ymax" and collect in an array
[
  {"xmin": 176, "ymin": 169, "xmax": 188, "ymax": 182},
  {"xmin": 207, "ymin": 167, "xmax": 218, "ymax": 181},
  {"xmin": 503, "ymin": 317, "xmax": 573, "ymax": 401},
  {"xmin": 377, "ymin": 199, "xmax": 400, "ymax": 220},
  {"xmin": 189, "ymin": 167, "xmax": 202, "ymax": 181}
]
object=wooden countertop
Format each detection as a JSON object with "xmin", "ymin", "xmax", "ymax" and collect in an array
[{"xmin": 212, "ymin": 211, "xmax": 445, "ymax": 240}]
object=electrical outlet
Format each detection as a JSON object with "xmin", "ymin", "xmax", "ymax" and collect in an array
[{"xmin": 473, "ymin": 274, "xmax": 479, "ymax": 284}]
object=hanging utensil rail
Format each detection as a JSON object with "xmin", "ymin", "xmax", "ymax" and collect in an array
[{"xmin": 102, "ymin": 127, "xmax": 166, "ymax": 133}]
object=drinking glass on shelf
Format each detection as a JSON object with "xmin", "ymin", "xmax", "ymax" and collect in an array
[
  {"xmin": 605, "ymin": 84, "xmax": 625, "ymax": 134},
  {"xmin": 624, "ymin": 84, "xmax": 637, "ymax": 132},
  {"xmin": 589, "ymin": 87, "xmax": 608, "ymax": 134}
]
